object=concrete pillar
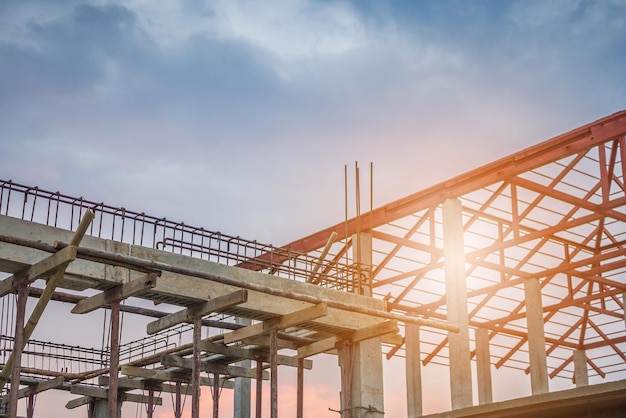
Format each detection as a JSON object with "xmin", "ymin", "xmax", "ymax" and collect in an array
[
  {"xmin": 234, "ymin": 317, "xmax": 252, "ymax": 418},
  {"xmin": 475, "ymin": 328, "xmax": 493, "ymax": 404},
  {"xmin": 91, "ymin": 399, "xmax": 120, "ymax": 418},
  {"xmin": 524, "ymin": 278, "xmax": 549, "ymax": 395},
  {"xmin": 405, "ymin": 320, "xmax": 422, "ymax": 417},
  {"xmin": 442, "ymin": 199, "xmax": 473, "ymax": 409},
  {"xmin": 346, "ymin": 232, "xmax": 384, "ymax": 416},
  {"xmin": 573, "ymin": 349, "xmax": 589, "ymax": 387}
]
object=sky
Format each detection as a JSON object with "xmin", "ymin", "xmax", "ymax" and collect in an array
[{"xmin": 1, "ymin": 0, "xmax": 626, "ymax": 417}]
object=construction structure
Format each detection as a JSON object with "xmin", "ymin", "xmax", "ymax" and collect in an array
[{"xmin": 0, "ymin": 110, "xmax": 625, "ymax": 417}]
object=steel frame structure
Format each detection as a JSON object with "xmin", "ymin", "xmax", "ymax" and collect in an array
[
  {"xmin": 281, "ymin": 110, "xmax": 626, "ymax": 383},
  {"xmin": 0, "ymin": 110, "xmax": 625, "ymax": 416}
]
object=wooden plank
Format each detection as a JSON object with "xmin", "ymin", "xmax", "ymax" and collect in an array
[
  {"xmin": 382, "ymin": 332, "xmax": 403, "ymax": 346},
  {"xmin": 98, "ymin": 376, "xmax": 232, "ymax": 393},
  {"xmin": 101, "ymin": 376, "xmax": 167, "ymax": 392},
  {"xmin": 70, "ymin": 384, "xmax": 108, "ymax": 398},
  {"xmin": 146, "ymin": 289, "xmax": 248, "ymax": 335},
  {"xmin": 69, "ymin": 384, "xmax": 163, "ymax": 405},
  {"xmin": 0, "ymin": 246, "xmax": 77, "ymax": 297},
  {"xmin": 66, "ymin": 396, "xmax": 92, "ymax": 410},
  {"xmin": 241, "ymin": 335, "xmax": 300, "ymax": 351},
  {"xmin": 65, "ymin": 393, "xmax": 163, "ymax": 409},
  {"xmin": 72, "ymin": 273, "xmax": 158, "ymax": 314},
  {"xmin": 297, "ymin": 336, "xmax": 338, "ymax": 359},
  {"xmin": 121, "ymin": 365, "xmax": 232, "ymax": 388},
  {"xmin": 0, "ymin": 376, "xmax": 64, "ymax": 404},
  {"xmin": 199, "ymin": 341, "xmax": 313, "ymax": 369},
  {"xmin": 161, "ymin": 355, "xmax": 269, "ymax": 380},
  {"xmin": 223, "ymin": 303, "xmax": 327, "ymax": 344},
  {"xmin": 298, "ymin": 320, "xmax": 399, "ymax": 358},
  {"xmin": 351, "ymin": 319, "xmax": 398, "ymax": 344}
]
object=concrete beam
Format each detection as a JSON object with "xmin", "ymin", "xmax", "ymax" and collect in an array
[{"xmin": 0, "ymin": 215, "xmax": 385, "ymax": 334}]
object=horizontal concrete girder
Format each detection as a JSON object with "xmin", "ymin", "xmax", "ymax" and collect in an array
[{"xmin": 0, "ymin": 215, "xmax": 386, "ymax": 335}]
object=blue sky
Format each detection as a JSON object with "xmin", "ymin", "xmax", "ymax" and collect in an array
[
  {"xmin": 2, "ymin": 0, "xmax": 625, "ymax": 246},
  {"xmin": 1, "ymin": 1, "xmax": 626, "ymax": 415}
]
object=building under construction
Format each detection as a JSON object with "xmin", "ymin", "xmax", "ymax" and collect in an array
[{"xmin": 0, "ymin": 111, "xmax": 625, "ymax": 417}]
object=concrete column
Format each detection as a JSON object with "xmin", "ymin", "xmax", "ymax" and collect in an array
[
  {"xmin": 524, "ymin": 278, "xmax": 549, "ymax": 395},
  {"xmin": 234, "ymin": 317, "xmax": 252, "ymax": 418},
  {"xmin": 573, "ymin": 350, "xmax": 589, "ymax": 387},
  {"xmin": 347, "ymin": 232, "xmax": 384, "ymax": 416},
  {"xmin": 91, "ymin": 399, "xmax": 119, "ymax": 418},
  {"xmin": 442, "ymin": 199, "xmax": 473, "ymax": 409},
  {"xmin": 405, "ymin": 320, "xmax": 422, "ymax": 417},
  {"xmin": 475, "ymin": 328, "xmax": 493, "ymax": 404}
]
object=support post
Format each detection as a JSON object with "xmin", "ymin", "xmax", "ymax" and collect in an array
[
  {"xmin": 234, "ymin": 317, "xmax": 252, "ymax": 418},
  {"xmin": 108, "ymin": 300, "xmax": 120, "ymax": 418},
  {"xmin": 297, "ymin": 358, "xmax": 304, "ymax": 418},
  {"xmin": 405, "ymin": 320, "xmax": 422, "ymax": 417},
  {"xmin": 524, "ymin": 277, "xmax": 549, "ymax": 395},
  {"xmin": 147, "ymin": 388, "xmax": 154, "ymax": 418},
  {"xmin": 270, "ymin": 329, "xmax": 278, "ymax": 418},
  {"xmin": 337, "ymin": 341, "xmax": 353, "ymax": 418},
  {"xmin": 192, "ymin": 317, "xmax": 201, "ymax": 418},
  {"xmin": 476, "ymin": 328, "xmax": 493, "ymax": 404},
  {"xmin": 8, "ymin": 281, "xmax": 28, "ymax": 418},
  {"xmin": 442, "ymin": 198, "xmax": 472, "ymax": 409},
  {"xmin": 255, "ymin": 360, "xmax": 263, "ymax": 418},
  {"xmin": 26, "ymin": 393, "xmax": 34, "ymax": 418},
  {"xmin": 174, "ymin": 381, "xmax": 182, "ymax": 418},
  {"xmin": 573, "ymin": 350, "xmax": 589, "ymax": 388},
  {"xmin": 213, "ymin": 372, "xmax": 220, "ymax": 418},
  {"xmin": 87, "ymin": 399, "xmax": 95, "ymax": 418}
]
